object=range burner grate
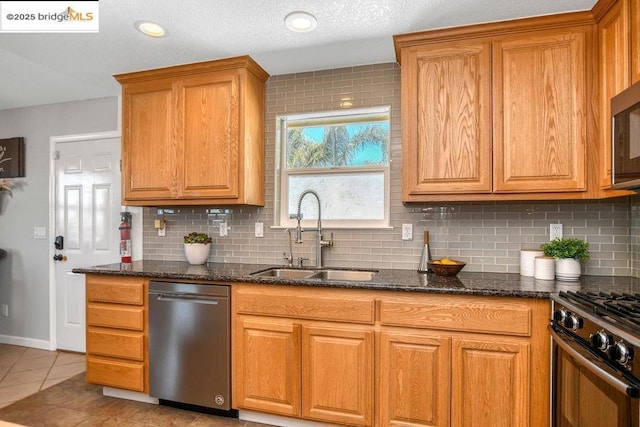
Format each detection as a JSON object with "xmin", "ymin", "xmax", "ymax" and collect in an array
[{"xmin": 559, "ymin": 290, "xmax": 640, "ymax": 334}]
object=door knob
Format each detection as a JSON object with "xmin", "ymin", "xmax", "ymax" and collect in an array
[{"xmin": 53, "ymin": 254, "xmax": 67, "ymax": 261}]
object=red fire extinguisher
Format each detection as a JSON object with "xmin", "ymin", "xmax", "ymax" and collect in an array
[{"xmin": 119, "ymin": 212, "xmax": 132, "ymax": 264}]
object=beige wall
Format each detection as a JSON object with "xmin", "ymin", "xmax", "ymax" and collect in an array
[{"xmin": 142, "ymin": 64, "xmax": 634, "ymax": 276}]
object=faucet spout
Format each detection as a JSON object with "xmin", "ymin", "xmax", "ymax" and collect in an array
[{"xmin": 294, "ymin": 190, "xmax": 333, "ymax": 268}]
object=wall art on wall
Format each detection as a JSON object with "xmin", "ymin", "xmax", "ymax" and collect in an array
[{"xmin": 0, "ymin": 137, "xmax": 25, "ymax": 178}]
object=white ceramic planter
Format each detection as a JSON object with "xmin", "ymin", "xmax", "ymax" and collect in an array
[
  {"xmin": 184, "ymin": 243, "xmax": 211, "ymax": 265},
  {"xmin": 554, "ymin": 258, "xmax": 581, "ymax": 281}
]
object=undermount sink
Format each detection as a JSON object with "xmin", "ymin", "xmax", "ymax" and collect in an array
[
  {"xmin": 307, "ymin": 269, "xmax": 377, "ymax": 281},
  {"xmin": 251, "ymin": 268, "xmax": 316, "ymax": 279},
  {"xmin": 251, "ymin": 267, "xmax": 377, "ymax": 281}
]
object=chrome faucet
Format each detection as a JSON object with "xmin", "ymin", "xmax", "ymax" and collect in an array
[
  {"xmin": 283, "ymin": 228, "xmax": 294, "ymax": 267},
  {"xmin": 293, "ymin": 189, "xmax": 333, "ymax": 268}
]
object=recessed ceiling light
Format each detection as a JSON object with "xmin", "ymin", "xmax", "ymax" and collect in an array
[
  {"xmin": 284, "ymin": 11, "xmax": 317, "ymax": 33},
  {"xmin": 135, "ymin": 21, "xmax": 166, "ymax": 38}
]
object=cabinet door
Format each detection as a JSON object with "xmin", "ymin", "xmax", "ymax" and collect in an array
[
  {"xmin": 302, "ymin": 326, "xmax": 373, "ymax": 426},
  {"xmin": 175, "ymin": 70, "xmax": 241, "ymax": 199},
  {"xmin": 599, "ymin": 0, "xmax": 631, "ymax": 188},
  {"xmin": 632, "ymin": 0, "xmax": 640, "ymax": 84},
  {"xmin": 493, "ymin": 28, "xmax": 587, "ymax": 193},
  {"xmin": 379, "ymin": 331, "xmax": 451, "ymax": 427},
  {"xmin": 401, "ymin": 41, "xmax": 492, "ymax": 198},
  {"xmin": 121, "ymin": 79, "xmax": 175, "ymax": 201},
  {"xmin": 234, "ymin": 317, "xmax": 301, "ymax": 417},
  {"xmin": 451, "ymin": 337, "xmax": 530, "ymax": 427}
]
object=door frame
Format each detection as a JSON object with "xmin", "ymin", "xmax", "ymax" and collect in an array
[{"xmin": 48, "ymin": 130, "xmax": 120, "ymax": 351}]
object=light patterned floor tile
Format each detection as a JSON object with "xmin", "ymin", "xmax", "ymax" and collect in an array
[
  {"xmin": 46, "ymin": 361, "xmax": 86, "ymax": 380},
  {"xmin": 41, "ymin": 377, "xmax": 69, "ymax": 390},
  {"xmin": 53, "ymin": 352, "xmax": 84, "ymax": 367},
  {"xmin": 0, "ymin": 382, "xmax": 41, "ymax": 404},
  {"xmin": 9, "ymin": 355, "xmax": 56, "ymax": 374},
  {"xmin": 0, "ymin": 368, "xmax": 48, "ymax": 387}
]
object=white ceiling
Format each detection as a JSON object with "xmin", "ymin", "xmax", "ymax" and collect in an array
[{"xmin": 0, "ymin": 0, "xmax": 597, "ymax": 111}]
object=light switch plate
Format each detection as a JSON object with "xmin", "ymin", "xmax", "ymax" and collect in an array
[
  {"xmin": 255, "ymin": 222, "xmax": 264, "ymax": 238},
  {"xmin": 34, "ymin": 226, "xmax": 47, "ymax": 240},
  {"xmin": 220, "ymin": 222, "xmax": 228, "ymax": 237}
]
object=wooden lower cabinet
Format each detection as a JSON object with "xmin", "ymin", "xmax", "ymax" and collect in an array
[
  {"xmin": 379, "ymin": 331, "xmax": 451, "ymax": 427},
  {"xmin": 85, "ymin": 274, "xmax": 149, "ymax": 393},
  {"xmin": 451, "ymin": 337, "xmax": 530, "ymax": 427},
  {"xmin": 302, "ymin": 326, "xmax": 374, "ymax": 426},
  {"xmin": 234, "ymin": 317, "xmax": 301, "ymax": 417},
  {"xmin": 232, "ymin": 284, "xmax": 550, "ymax": 427}
]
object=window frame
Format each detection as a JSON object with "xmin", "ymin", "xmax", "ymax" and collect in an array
[{"xmin": 275, "ymin": 106, "xmax": 391, "ymax": 229}]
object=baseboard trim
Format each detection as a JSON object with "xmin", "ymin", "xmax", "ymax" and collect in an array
[
  {"xmin": 0, "ymin": 334, "xmax": 51, "ymax": 350},
  {"xmin": 239, "ymin": 410, "xmax": 335, "ymax": 427},
  {"xmin": 103, "ymin": 387, "xmax": 159, "ymax": 405}
]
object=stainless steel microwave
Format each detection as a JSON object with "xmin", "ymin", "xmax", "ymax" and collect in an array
[{"xmin": 612, "ymin": 80, "xmax": 640, "ymax": 190}]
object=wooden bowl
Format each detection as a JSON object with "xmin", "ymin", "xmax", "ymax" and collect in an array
[{"xmin": 427, "ymin": 259, "xmax": 466, "ymax": 276}]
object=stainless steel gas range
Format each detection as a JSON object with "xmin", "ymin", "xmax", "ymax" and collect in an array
[{"xmin": 551, "ymin": 290, "xmax": 640, "ymax": 426}]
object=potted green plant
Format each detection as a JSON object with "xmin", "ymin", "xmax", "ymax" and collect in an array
[
  {"xmin": 183, "ymin": 232, "xmax": 212, "ymax": 265},
  {"xmin": 541, "ymin": 238, "xmax": 589, "ymax": 281}
]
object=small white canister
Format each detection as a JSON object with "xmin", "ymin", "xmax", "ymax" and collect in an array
[
  {"xmin": 534, "ymin": 256, "xmax": 555, "ymax": 280},
  {"xmin": 520, "ymin": 249, "xmax": 544, "ymax": 277}
]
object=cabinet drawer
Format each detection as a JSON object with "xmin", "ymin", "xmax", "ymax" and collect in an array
[
  {"xmin": 86, "ymin": 356, "xmax": 145, "ymax": 392},
  {"xmin": 380, "ymin": 296, "xmax": 532, "ymax": 336},
  {"xmin": 87, "ymin": 303, "xmax": 144, "ymax": 331},
  {"xmin": 87, "ymin": 328, "xmax": 144, "ymax": 361},
  {"xmin": 236, "ymin": 285, "xmax": 375, "ymax": 324},
  {"xmin": 86, "ymin": 275, "xmax": 145, "ymax": 305}
]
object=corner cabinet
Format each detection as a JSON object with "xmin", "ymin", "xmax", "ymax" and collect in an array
[
  {"xmin": 232, "ymin": 284, "xmax": 550, "ymax": 427},
  {"xmin": 114, "ymin": 56, "xmax": 269, "ymax": 206},
  {"xmin": 396, "ymin": 13, "xmax": 631, "ymax": 202},
  {"xmin": 85, "ymin": 274, "xmax": 149, "ymax": 393}
]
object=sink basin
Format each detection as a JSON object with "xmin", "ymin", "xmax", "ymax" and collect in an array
[
  {"xmin": 308, "ymin": 269, "xmax": 377, "ymax": 281},
  {"xmin": 251, "ymin": 268, "xmax": 317, "ymax": 279},
  {"xmin": 251, "ymin": 267, "xmax": 377, "ymax": 281}
]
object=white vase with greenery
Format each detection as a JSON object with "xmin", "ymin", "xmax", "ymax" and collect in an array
[
  {"xmin": 183, "ymin": 232, "xmax": 212, "ymax": 265},
  {"xmin": 541, "ymin": 238, "xmax": 589, "ymax": 281}
]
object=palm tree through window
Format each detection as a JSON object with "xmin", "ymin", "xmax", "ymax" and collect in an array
[{"xmin": 277, "ymin": 106, "xmax": 391, "ymax": 229}]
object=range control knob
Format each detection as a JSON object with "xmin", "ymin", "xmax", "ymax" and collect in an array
[
  {"xmin": 563, "ymin": 314, "xmax": 584, "ymax": 331},
  {"xmin": 553, "ymin": 309, "xmax": 570, "ymax": 322},
  {"xmin": 609, "ymin": 341, "xmax": 634, "ymax": 366},
  {"xmin": 589, "ymin": 330, "xmax": 613, "ymax": 351}
]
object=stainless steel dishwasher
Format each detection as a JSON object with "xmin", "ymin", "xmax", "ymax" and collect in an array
[{"xmin": 148, "ymin": 281, "xmax": 231, "ymax": 411}]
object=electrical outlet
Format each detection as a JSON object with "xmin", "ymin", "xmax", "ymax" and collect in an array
[
  {"xmin": 550, "ymin": 223, "xmax": 563, "ymax": 241},
  {"xmin": 157, "ymin": 226, "xmax": 166, "ymax": 237},
  {"xmin": 1, "ymin": 304, "xmax": 8, "ymax": 317},
  {"xmin": 219, "ymin": 222, "xmax": 228, "ymax": 237},
  {"xmin": 255, "ymin": 222, "xmax": 264, "ymax": 238},
  {"xmin": 402, "ymin": 223, "xmax": 413, "ymax": 240}
]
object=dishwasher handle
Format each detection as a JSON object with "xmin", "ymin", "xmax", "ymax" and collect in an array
[{"xmin": 154, "ymin": 293, "xmax": 221, "ymax": 305}]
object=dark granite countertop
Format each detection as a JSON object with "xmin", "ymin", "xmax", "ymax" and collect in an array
[{"xmin": 72, "ymin": 260, "xmax": 640, "ymax": 299}]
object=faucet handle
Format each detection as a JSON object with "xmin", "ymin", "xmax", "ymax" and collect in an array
[
  {"xmin": 297, "ymin": 257, "xmax": 310, "ymax": 268},
  {"xmin": 283, "ymin": 252, "xmax": 293, "ymax": 267}
]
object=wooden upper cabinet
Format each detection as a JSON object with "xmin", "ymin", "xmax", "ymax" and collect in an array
[
  {"xmin": 597, "ymin": 0, "xmax": 630, "ymax": 188},
  {"xmin": 395, "ymin": 14, "xmax": 597, "ymax": 202},
  {"xmin": 115, "ymin": 56, "xmax": 269, "ymax": 206},
  {"xmin": 632, "ymin": 0, "xmax": 640, "ymax": 83},
  {"xmin": 121, "ymin": 79, "xmax": 175, "ymax": 200},
  {"xmin": 493, "ymin": 28, "xmax": 587, "ymax": 193},
  {"xmin": 176, "ymin": 71, "xmax": 240, "ymax": 199},
  {"xmin": 401, "ymin": 41, "xmax": 492, "ymax": 197}
]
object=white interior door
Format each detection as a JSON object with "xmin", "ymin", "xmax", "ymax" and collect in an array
[{"xmin": 54, "ymin": 134, "xmax": 121, "ymax": 352}]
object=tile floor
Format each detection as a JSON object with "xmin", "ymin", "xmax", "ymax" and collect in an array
[
  {"xmin": 0, "ymin": 344, "xmax": 274, "ymax": 426},
  {"xmin": 0, "ymin": 344, "xmax": 86, "ymax": 409}
]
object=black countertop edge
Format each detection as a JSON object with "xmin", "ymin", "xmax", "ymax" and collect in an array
[{"xmin": 72, "ymin": 260, "xmax": 640, "ymax": 299}]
